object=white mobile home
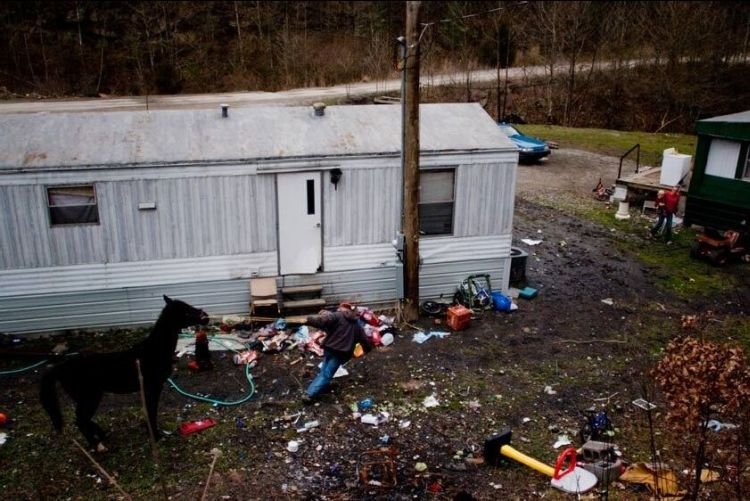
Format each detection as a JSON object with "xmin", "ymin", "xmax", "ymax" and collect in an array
[{"xmin": 0, "ymin": 103, "xmax": 518, "ymax": 334}]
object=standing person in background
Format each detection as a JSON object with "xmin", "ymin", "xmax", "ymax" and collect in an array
[
  {"xmin": 302, "ymin": 303, "xmax": 372, "ymax": 404},
  {"xmin": 650, "ymin": 186, "xmax": 681, "ymax": 244},
  {"xmin": 662, "ymin": 185, "xmax": 681, "ymax": 245}
]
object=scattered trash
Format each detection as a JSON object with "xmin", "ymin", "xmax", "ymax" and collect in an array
[
  {"xmin": 620, "ymin": 463, "xmax": 682, "ymax": 496},
  {"xmin": 361, "ymin": 412, "xmax": 390, "ymax": 426},
  {"xmin": 413, "ymin": 331, "xmax": 450, "ymax": 344},
  {"xmin": 489, "ymin": 482, "xmax": 503, "ymax": 489},
  {"xmin": 553, "ymin": 435, "xmax": 572, "ymax": 449},
  {"xmin": 422, "ymin": 394, "xmax": 440, "ymax": 408},
  {"xmin": 706, "ymin": 419, "xmax": 738, "ymax": 432},
  {"xmin": 287, "ymin": 440, "xmax": 300, "ymax": 453},
  {"xmin": 0, "ymin": 432, "xmax": 6, "ymax": 445},
  {"xmin": 358, "ymin": 448, "xmax": 397, "ymax": 487},
  {"xmin": 299, "ymin": 420, "xmax": 319, "ymax": 432},
  {"xmin": 415, "ymin": 462, "xmax": 428, "ymax": 472},
  {"xmin": 632, "ymin": 398, "xmax": 656, "ymax": 411},
  {"xmin": 522, "ymin": 417, "xmax": 531, "ymax": 424},
  {"xmin": 0, "ymin": 412, "xmax": 6, "ymax": 427},
  {"xmin": 399, "ymin": 420, "xmax": 411, "ymax": 429},
  {"xmin": 426, "ymin": 479, "xmax": 443, "ymax": 493},
  {"xmin": 353, "ymin": 343, "xmax": 365, "ymax": 358},
  {"xmin": 579, "ymin": 408, "xmax": 614, "ymax": 442},
  {"xmin": 447, "ymin": 304, "xmax": 473, "ymax": 330},
  {"xmin": 543, "ymin": 385, "xmax": 557, "ymax": 395},
  {"xmin": 358, "ymin": 398, "xmax": 374, "ymax": 411},
  {"xmin": 467, "ymin": 400, "xmax": 481, "ymax": 412},
  {"xmin": 521, "ymin": 239, "xmax": 543, "ymax": 246},
  {"xmin": 379, "ymin": 434, "xmax": 390, "ymax": 444},
  {"xmin": 380, "ymin": 332, "xmax": 394, "ymax": 346},
  {"xmin": 518, "ymin": 287, "xmax": 538, "ymax": 300},
  {"xmin": 600, "ymin": 298, "xmax": 614, "ymax": 306},
  {"xmin": 232, "ymin": 350, "xmax": 259, "ymax": 366},
  {"xmin": 179, "ymin": 418, "xmax": 217, "ymax": 436},
  {"xmin": 318, "ymin": 362, "xmax": 349, "ymax": 379}
]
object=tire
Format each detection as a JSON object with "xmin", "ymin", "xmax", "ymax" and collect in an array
[
  {"xmin": 708, "ymin": 249, "xmax": 728, "ymax": 266},
  {"xmin": 689, "ymin": 241, "xmax": 701, "ymax": 260},
  {"xmin": 421, "ymin": 301, "xmax": 445, "ymax": 316}
]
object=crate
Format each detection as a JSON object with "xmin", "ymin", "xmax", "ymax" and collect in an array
[{"xmin": 446, "ymin": 305, "xmax": 472, "ymax": 331}]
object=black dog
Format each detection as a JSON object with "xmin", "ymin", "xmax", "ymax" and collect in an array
[{"xmin": 40, "ymin": 295, "xmax": 209, "ymax": 450}]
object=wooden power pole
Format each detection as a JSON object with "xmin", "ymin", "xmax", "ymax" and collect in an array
[{"xmin": 403, "ymin": 1, "xmax": 421, "ymax": 322}]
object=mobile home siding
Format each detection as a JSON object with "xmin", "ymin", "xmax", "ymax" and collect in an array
[
  {"xmin": 0, "ymin": 103, "xmax": 518, "ymax": 334},
  {"xmin": 0, "ymin": 174, "xmax": 278, "ymax": 270},
  {"xmin": 323, "ymin": 165, "xmax": 401, "ymax": 247}
]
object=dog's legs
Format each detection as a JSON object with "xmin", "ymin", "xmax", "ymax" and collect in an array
[
  {"xmin": 144, "ymin": 384, "xmax": 164, "ymax": 440},
  {"xmin": 73, "ymin": 390, "xmax": 105, "ymax": 449}
]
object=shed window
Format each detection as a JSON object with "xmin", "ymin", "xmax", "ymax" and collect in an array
[
  {"xmin": 705, "ymin": 139, "xmax": 740, "ymax": 179},
  {"xmin": 744, "ymin": 149, "xmax": 750, "ymax": 181},
  {"xmin": 419, "ymin": 169, "xmax": 454, "ymax": 235},
  {"xmin": 47, "ymin": 185, "xmax": 99, "ymax": 226}
]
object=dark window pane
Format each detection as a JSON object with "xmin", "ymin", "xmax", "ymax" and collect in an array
[
  {"xmin": 306, "ymin": 179, "xmax": 315, "ymax": 215},
  {"xmin": 47, "ymin": 185, "xmax": 99, "ymax": 225},
  {"xmin": 419, "ymin": 202, "xmax": 453, "ymax": 235}
]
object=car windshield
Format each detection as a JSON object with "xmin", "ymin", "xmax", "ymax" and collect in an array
[{"xmin": 499, "ymin": 124, "xmax": 520, "ymax": 137}]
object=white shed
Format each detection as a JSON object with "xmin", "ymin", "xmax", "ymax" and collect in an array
[{"xmin": 0, "ymin": 102, "xmax": 518, "ymax": 333}]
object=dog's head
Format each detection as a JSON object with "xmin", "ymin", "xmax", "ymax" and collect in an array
[{"xmin": 163, "ymin": 295, "xmax": 210, "ymax": 327}]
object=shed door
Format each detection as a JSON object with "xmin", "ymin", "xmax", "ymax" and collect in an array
[{"xmin": 277, "ymin": 172, "xmax": 322, "ymax": 275}]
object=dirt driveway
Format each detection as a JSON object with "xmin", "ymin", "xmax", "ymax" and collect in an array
[
  {"xmin": 2, "ymin": 149, "xmax": 748, "ymax": 500},
  {"xmin": 515, "ymin": 148, "xmax": 624, "ymax": 200}
]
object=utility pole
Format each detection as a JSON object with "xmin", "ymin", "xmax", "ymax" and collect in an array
[{"xmin": 403, "ymin": 1, "xmax": 421, "ymax": 322}]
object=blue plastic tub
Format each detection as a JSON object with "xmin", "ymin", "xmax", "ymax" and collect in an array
[{"xmin": 491, "ymin": 291, "xmax": 511, "ymax": 312}]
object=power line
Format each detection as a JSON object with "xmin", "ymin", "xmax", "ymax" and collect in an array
[{"xmin": 420, "ymin": 1, "xmax": 529, "ymax": 28}]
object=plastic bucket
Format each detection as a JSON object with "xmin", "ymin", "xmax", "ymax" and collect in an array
[
  {"xmin": 510, "ymin": 247, "xmax": 528, "ymax": 285},
  {"xmin": 492, "ymin": 292, "xmax": 511, "ymax": 312}
]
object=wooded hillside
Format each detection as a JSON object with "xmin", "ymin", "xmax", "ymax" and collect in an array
[{"xmin": 2, "ymin": 1, "xmax": 749, "ymax": 133}]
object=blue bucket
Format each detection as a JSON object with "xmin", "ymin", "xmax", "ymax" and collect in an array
[{"xmin": 491, "ymin": 292, "xmax": 511, "ymax": 312}]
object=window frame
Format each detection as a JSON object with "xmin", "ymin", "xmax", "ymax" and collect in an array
[
  {"xmin": 46, "ymin": 184, "xmax": 100, "ymax": 227},
  {"xmin": 418, "ymin": 167, "xmax": 456, "ymax": 237}
]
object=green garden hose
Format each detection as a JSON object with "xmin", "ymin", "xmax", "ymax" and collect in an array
[
  {"xmin": 166, "ymin": 333, "xmax": 256, "ymax": 406},
  {"xmin": 0, "ymin": 358, "xmax": 47, "ymax": 376}
]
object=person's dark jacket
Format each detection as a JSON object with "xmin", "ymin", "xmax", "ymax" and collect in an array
[{"xmin": 306, "ymin": 309, "xmax": 372, "ymax": 359}]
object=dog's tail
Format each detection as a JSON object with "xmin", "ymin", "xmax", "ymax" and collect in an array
[{"xmin": 40, "ymin": 365, "xmax": 63, "ymax": 432}]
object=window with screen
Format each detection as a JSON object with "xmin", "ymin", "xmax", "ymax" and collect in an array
[
  {"xmin": 47, "ymin": 185, "xmax": 99, "ymax": 226},
  {"xmin": 419, "ymin": 169, "xmax": 455, "ymax": 236}
]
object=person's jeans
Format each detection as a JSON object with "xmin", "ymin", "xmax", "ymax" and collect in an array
[
  {"xmin": 663, "ymin": 212, "xmax": 674, "ymax": 242},
  {"xmin": 306, "ymin": 349, "xmax": 347, "ymax": 398},
  {"xmin": 651, "ymin": 211, "xmax": 674, "ymax": 242},
  {"xmin": 651, "ymin": 209, "xmax": 665, "ymax": 236}
]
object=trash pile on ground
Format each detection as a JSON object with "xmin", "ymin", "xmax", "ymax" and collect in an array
[{"xmin": 177, "ymin": 306, "xmax": 399, "ymax": 372}]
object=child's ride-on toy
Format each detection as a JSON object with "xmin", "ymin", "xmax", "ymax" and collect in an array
[{"xmin": 690, "ymin": 228, "xmax": 748, "ymax": 266}]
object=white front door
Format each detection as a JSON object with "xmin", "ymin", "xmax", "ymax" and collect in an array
[{"xmin": 277, "ymin": 172, "xmax": 322, "ymax": 274}]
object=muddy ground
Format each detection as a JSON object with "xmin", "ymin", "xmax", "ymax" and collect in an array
[{"xmin": 1, "ymin": 149, "xmax": 749, "ymax": 500}]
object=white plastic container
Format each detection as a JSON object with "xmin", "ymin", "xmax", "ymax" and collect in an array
[
  {"xmin": 381, "ymin": 333, "xmax": 394, "ymax": 346},
  {"xmin": 660, "ymin": 148, "xmax": 691, "ymax": 186}
]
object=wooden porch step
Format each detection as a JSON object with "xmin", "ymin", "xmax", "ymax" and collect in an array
[
  {"xmin": 281, "ymin": 285, "xmax": 323, "ymax": 295},
  {"xmin": 283, "ymin": 298, "xmax": 326, "ymax": 309}
]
